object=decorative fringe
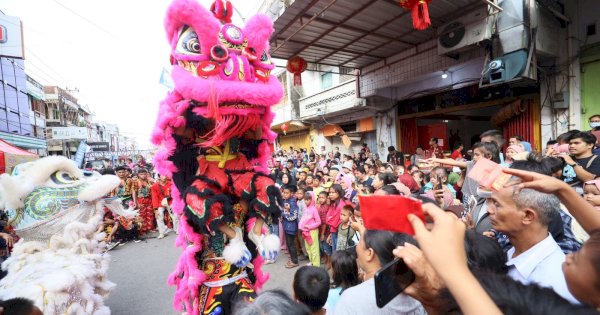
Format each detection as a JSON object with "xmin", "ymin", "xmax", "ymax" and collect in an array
[
  {"xmin": 252, "ymin": 256, "xmax": 269, "ymax": 292},
  {"xmin": 245, "ymin": 217, "xmax": 270, "ymax": 292},
  {"xmin": 293, "ymin": 73, "xmax": 302, "ymax": 86},
  {"xmin": 412, "ymin": 0, "xmax": 431, "ymax": 30},
  {"xmin": 199, "ymin": 113, "xmax": 262, "ymax": 148}
]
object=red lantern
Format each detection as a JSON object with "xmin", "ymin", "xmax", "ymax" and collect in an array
[
  {"xmin": 286, "ymin": 56, "xmax": 307, "ymax": 86},
  {"xmin": 281, "ymin": 123, "xmax": 289, "ymax": 135},
  {"xmin": 399, "ymin": 0, "xmax": 432, "ymax": 31}
]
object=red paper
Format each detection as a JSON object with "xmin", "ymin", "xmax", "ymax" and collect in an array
[
  {"xmin": 359, "ymin": 195, "xmax": 426, "ymax": 235},
  {"xmin": 467, "ymin": 158, "xmax": 506, "ymax": 190}
]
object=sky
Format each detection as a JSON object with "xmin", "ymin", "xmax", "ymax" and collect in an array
[{"xmin": 0, "ymin": 0, "xmax": 265, "ymax": 149}]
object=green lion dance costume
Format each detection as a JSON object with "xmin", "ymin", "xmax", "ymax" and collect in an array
[{"xmin": 0, "ymin": 156, "xmax": 126, "ymax": 314}]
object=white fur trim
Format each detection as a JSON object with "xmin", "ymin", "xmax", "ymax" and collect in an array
[
  {"xmin": 222, "ymin": 227, "xmax": 247, "ymax": 265},
  {"xmin": 262, "ymin": 234, "xmax": 280, "ymax": 255},
  {"xmin": 223, "ymin": 238, "xmax": 248, "ymax": 265},
  {"xmin": 78, "ymin": 175, "xmax": 120, "ymax": 202},
  {"xmin": 0, "ymin": 210, "xmax": 113, "ymax": 314}
]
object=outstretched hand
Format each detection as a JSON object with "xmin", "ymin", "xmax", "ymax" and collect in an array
[
  {"xmin": 408, "ymin": 203, "xmax": 502, "ymax": 315},
  {"xmin": 408, "ymin": 203, "xmax": 467, "ymax": 276},
  {"xmin": 501, "ymin": 168, "xmax": 569, "ymax": 194}
]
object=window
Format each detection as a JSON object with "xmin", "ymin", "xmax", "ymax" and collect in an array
[
  {"xmin": 321, "ymin": 71, "xmax": 333, "ymax": 90},
  {"xmin": 53, "ymin": 106, "xmax": 60, "ymax": 121},
  {"xmin": 339, "ymin": 67, "xmax": 355, "ymax": 83}
]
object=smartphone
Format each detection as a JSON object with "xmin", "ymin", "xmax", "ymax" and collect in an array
[
  {"xmin": 374, "ymin": 258, "xmax": 415, "ymax": 308},
  {"xmin": 436, "ymin": 175, "xmax": 443, "ymax": 190}
]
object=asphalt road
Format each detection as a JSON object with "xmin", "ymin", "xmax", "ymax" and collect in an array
[{"xmin": 105, "ymin": 233, "xmax": 295, "ymax": 315}]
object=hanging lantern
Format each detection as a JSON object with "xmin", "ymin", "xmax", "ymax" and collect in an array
[
  {"xmin": 399, "ymin": 0, "xmax": 432, "ymax": 31},
  {"xmin": 286, "ymin": 56, "xmax": 307, "ymax": 86},
  {"xmin": 281, "ymin": 123, "xmax": 289, "ymax": 135}
]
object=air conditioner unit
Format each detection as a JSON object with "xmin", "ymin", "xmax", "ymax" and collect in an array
[{"xmin": 438, "ymin": 6, "xmax": 493, "ymax": 56}]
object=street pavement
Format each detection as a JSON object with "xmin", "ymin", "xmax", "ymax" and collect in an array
[{"xmin": 105, "ymin": 233, "xmax": 295, "ymax": 314}]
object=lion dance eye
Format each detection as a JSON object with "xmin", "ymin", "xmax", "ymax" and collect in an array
[
  {"xmin": 177, "ymin": 26, "xmax": 201, "ymax": 55},
  {"xmin": 50, "ymin": 171, "xmax": 78, "ymax": 185},
  {"xmin": 186, "ymin": 39, "xmax": 200, "ymax": 53}
]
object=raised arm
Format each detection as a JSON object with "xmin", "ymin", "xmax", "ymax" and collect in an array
[
  {"xmin": 426, "ymin": 158, "xmax": 468, "ymax": 169},
  {"xmin": 503, "ymin": 168, "xmax": 600, "ymax": 233}
]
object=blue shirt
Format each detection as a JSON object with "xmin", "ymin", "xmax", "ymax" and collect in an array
[{"xmin": 281, "ymin": 197, "xmax": 299, "ymax": 235}]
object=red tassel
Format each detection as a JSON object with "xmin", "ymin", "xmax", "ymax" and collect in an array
[
  {"xmin": 293, "ymin": 73, "xmax": 302, "ymax": 86},
  {"xmin": 411, "ymin": 0, "xmax": 431, "ymax": 30}
]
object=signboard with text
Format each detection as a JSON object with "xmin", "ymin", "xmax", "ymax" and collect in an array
[
  {"xmin": 50, "ymin": 127, "xmax": 88, "ymax": 140},
  {"xmin": 88, "ymin": 142, "xmax": 110, "ymax": 152},
  {"xmin": 0, "ymin": 15, "xmax": 24, "ymax": 59}
]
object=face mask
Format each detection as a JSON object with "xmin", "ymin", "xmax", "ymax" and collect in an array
[
  {"xmin": 476, "ymin": 187, "xmax": 493, "ymax": 199},
  {"xmin": 590, "ymin": 122, "xmax": 600, "ymax": 129}
]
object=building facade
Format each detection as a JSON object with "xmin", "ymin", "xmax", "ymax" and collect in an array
[{"xmin": 268, "ymin": 0, "xmax": 600, "ymax": 157}]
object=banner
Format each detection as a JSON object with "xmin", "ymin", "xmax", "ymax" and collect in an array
[
  {"xmin": 50, "ymin": 127, "xmax": 88, "ymax": 140},
  {"xmin": 72, "ymin": 141, "xmax": 89, "ymax": 168},
  {"xmin": 88, "ymin": 142, "xmax": 110, "ymax": 152}
]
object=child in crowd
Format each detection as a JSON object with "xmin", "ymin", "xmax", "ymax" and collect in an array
[
  {"xmin": 282, "ymin": 185, "xmax": 300, "ymax": 268},
  {"xmin": 584, "ymin": 180, "xmax": 600, "ymax": 210},
  {"xmin": 293, "ymin": 266, "xmax": 330, "ymax": 315},
  {"xmin": 336, "ymin": 205, "xmax": 357, "ymax": 251},
  {"xmin": 325, "ymin": 250, "xmax": 360, "ymax": 314},
  {"xmin": 295, "ymin": 187, "xmax": 308, "ymax": 260},
  {"xmin": 299, "ymin": 192, "xmax": 321, "ymax": 267},
  {"xmin": 423, "ymin": 166, "xmax": 456, "ymax": 197},
  {"xmin": 326, "ymin": 184, "xmax": 345, "ymax": 250},
  {"xmin": 317, "ymin": 191, "xmax": 332, "ymax": 267},
  {"xmin": 503, "ymin": 144, "xmax": 525, "ymax": 167}
]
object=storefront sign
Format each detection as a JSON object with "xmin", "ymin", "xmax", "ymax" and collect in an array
[
  {"xmin": 50, "ymin": 127, "xmax": 88, "ymax": 140},
  {"xmin": 88, "ymin": 142, "xmax": 110, "ymax": 152},
  {"xmin": 0, "ymin": 15, "xmax": 24, "ymax": 59}
]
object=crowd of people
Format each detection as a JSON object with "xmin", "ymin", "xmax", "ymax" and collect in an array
[
  {"xmin": 96, "ymin": 156, "xmax": 180, "ymax": 250},
  {"xmin": 232, "ymin": 117, "xmax": 600, "ymax": 314},
  {"xmin": 4, "ymin": 117, "xmax": 600, "ymax": 313}
]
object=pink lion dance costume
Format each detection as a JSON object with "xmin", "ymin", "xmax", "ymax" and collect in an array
[{"xmin": 152, "ymin": 0, "xmax": 284, "ymax": 314}]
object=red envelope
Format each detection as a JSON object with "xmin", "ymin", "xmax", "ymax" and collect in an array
[
  {"xmin": 467, "ymin": 158, "xmax": 505, "ymax": 190},
  {"xmin": 359, "ymin": 195, "xmax": 426, "ymax": 235}
]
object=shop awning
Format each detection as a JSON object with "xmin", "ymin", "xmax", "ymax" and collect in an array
[
  {"xmin": 0, "ymin": 138, "xmax": 38, "ymax": 174},
  {"xmin": 0, "ymin": 132, "xmax": 47, "ymax": 150},
  {"xmin": 270, "ymin": 0, "xmax": 485, "ymax": 69}
]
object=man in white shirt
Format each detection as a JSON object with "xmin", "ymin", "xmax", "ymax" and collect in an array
[{"xmin": 488, "ymin": 178, "xmax": 579, "ymax": 304}]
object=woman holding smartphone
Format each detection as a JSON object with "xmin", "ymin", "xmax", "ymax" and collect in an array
[{"xmin": 334, "ymin": 230, "xmax": 426, "ymax": 314}]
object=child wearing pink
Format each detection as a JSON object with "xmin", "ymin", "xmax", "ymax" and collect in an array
[{"xmin": 298, "ymin": 192, "xmax": 321, "ymax": 266}]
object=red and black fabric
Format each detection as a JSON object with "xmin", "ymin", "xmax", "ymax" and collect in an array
[
  {"xmin": 228, "ymin": 171, "xmax": 282, "ymax": 221},
  {"xmin": 184, "ymin": 176, "xmax": 235, "ymax": 235}
]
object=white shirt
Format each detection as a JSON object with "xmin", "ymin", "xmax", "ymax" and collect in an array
[{"xmin": 506, "ymin": 233, "xmax": 579, "ymax": 304}]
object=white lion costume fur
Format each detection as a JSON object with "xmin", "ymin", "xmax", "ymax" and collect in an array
[{"xmin": 0, "ymin": 156, "xmax": 128, "ymax": 314}]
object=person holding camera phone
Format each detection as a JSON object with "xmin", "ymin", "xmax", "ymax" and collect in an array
[
  {"xmin": 333, "ymin": 230, "xmax": 425, "ymax": 315},
  {"xmin": 559, "ymin": 132, "xmax": 600, "ymax": 195}
]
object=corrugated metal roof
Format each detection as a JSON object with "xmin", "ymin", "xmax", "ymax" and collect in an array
[{"xmin": 270, "ymin": 0, "xmax": 483, "ymax": 69}]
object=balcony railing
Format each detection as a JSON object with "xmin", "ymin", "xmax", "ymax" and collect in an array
[{"xmin": 299, "ymin": 79, "xmax": 363, "ymax": 119}]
